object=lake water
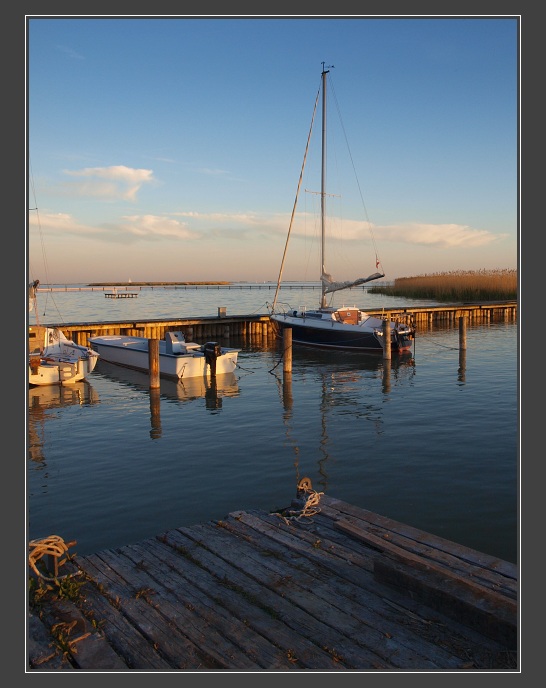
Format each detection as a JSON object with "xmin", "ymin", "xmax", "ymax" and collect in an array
[
  {"xmin": 29, "ymin": 281, "xmax": 440, "ymax": 324},
  {"xmin": 27, "ymin": 285, "xmax": 519, "ymax": 564}
]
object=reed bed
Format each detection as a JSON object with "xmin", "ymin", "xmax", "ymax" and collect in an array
[{"xmin": 370, "ymin": 269, "xmax": 517, "ymax": 302}]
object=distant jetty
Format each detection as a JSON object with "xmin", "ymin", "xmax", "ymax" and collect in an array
[{"xmin": 88, "ymin": 281, "xmax": 232, "ymax": 287}]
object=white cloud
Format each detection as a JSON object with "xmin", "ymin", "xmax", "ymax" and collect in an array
[
  {"xmin": 375, "ymin": 223, "xmax": 507, "ymax": 249},
  {"xmin": 29, "ymin": 207, "xmax": 506, "ymax": 254},
  {"xmin": 29, "ymin": 211, "xmax": 200, "ymax": 243},
  {"xmin": 61, "ymin": 165, "xmax": 155, "ymax": 201},
  {"xmin": 56, "ymin": 44, "xmax": 84, "ymax": 60},
  {"xmin": 266, "ymin": 215, "xmax": 505, "ymax": 250},
  {"xmin": 28, "ymin": 211, "xmax": 102, "ymax": 237},
  {"xmin": 119, "ymin": 215, "xmax": 200, "ymax": 241}
]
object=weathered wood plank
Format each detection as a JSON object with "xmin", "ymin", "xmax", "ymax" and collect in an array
[
  {"xmin": 331, "ymin": 514, "xmax": 517, "ymax": 600},
  {"xmin": 162, "ymin": 525, "xmax": 391, "ymax": 669},
  {"xmin": 148, "ymin": 534, "xmax": 347, "ymax": 671},
  {"xmin": 374, "ymin": 555, "xmax": 517, "ymax": 648},
  {"xmin": 320, "ymin": 496, "xmax": 517, "ymax": 579},
  {"xmin": 124, "ymin": 541, "xmax": 302, "ymax": 671},
  {"xmin": 220, "ymin": 510, "xmax": 512, "ymax": 667},
  {"xmin": 228, "ymin": 512, "xmax": 510, "ymax": 666},
  {"xmin": 28, "ymin": 611, "xmax": 73, "ymax": 671},
  {"xmin": 80, "ymin": 552, "xmax": 223, "ymax": 669},
  {"xmin": 336, "ymin": 518, "xmax": 518, "ymax": 603},
  {"xmin": 220, "ymin": 512, "xmax": 473, "ymax": 668},
  {"xmin": 36, "ymin": 597, "xmax": 128, "ymax": 671},
  {"xmin": 174, "ymin": 519, "xmax": 459, "ymax": 670},
  {"xmin": 75, "ymin": 582, "xmax": 173, "ymax": 670},
  {"xmin": 92, "ymin": 547, "xmax": 263, "ymax": 670},
  {"xmin": 333, "ymin": 519, "xmax": 517, "ymax": 632}
]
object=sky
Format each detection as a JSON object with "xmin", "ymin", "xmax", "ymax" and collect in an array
[{"xmin": 26, "ymin": 15, "xmax": 519, "ymax": 284}]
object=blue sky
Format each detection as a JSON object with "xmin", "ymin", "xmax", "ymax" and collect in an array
[{"xmin": 27, "ymin": 16, "xmax": 519, "ymax": 284}]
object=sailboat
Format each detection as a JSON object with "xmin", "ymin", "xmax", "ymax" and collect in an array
[
  {"xmin": 28, "ymin": 281, "xmax": 100, "ymax": 386},
  {"xmin": 269, "ymin": 64, "xmax": 415, "ymax": 353}
]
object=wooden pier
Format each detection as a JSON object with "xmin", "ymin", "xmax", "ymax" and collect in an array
[
  {"xmin": 33, "ymin": 301, "xmax": 517, "ymax": 349},
  {"xmin": 28, "ymin": 493, "xmax": 518, "ymax": 672},
  {"xmin": 104, "ymin": 292, "xmax": 139, "ymax": 299}
]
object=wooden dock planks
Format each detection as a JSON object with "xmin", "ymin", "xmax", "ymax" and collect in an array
[{"xmin": 27, "ymin": 495, "xmax": 518, "ymax": 672}]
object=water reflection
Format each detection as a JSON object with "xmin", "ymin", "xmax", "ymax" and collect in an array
[
  {"xmin": 458, "ymin": 349, "xmax": 467, "ymax": 384},
  {"xmin": 95, "ymin": 360, "xmax": 239, "ymax": 404},
  {"xmin": 26, "ymin": 320, "xmax": 517, "ymax": 562},
  {"xmin": 93, "ymin": 360, "xmax": 240, "ymax": 437},
  {"xmin": 28, "ymin": 381, "xmax": 100, "ymax": 464},
  {"xmin": 274, "ymin": 350, "xmax": 416, "ymax": 492}
]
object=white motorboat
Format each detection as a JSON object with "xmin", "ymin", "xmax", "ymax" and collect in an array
[{"xmin": 88, "ymin": 331, "xmax": 240, "ymax": 380}]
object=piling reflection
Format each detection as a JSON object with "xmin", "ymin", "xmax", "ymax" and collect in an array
[
  {"xmin": 274, "ymin": 349, "xmax": 416, "ymax": 493},
  {"xmin": 94, "ymin": 360, "xmax": 240, "ymax": 435},
  {"xmin": 282, "ymin": 371, "xmax": 293, "ymax": 411},
  {"xmin": 382, "ymin": 359, "xmax": 391, "ymax": 394},
  {"xmin": 458, "ymin": 349, "xmax": 467, "ymax": 384},
  {"xmin": 149, "ymin": 388, "xmax": 162, "ymax": 439},
  {"xmin": 28, "ymin": 381, "xmax": 100, "ymax": 463}
]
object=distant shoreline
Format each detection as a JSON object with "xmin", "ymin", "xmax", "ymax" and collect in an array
[{"xmin": 87, "ymin": 281, "xmax": 232, "ymax": 287}]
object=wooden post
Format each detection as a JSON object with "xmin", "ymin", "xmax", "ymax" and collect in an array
[
  {"xmin": 148, "ymin": 338, "xmax": 160, "ymax": 389},
  {"xmin": 382, "ymin": 320, "xmax": 391, "ymax": 360},
  {"xmin": 283, "ymin": 327, "xmax": 292, "ymax": 373},
  {"xmin": 459, "ymin": 316, "xmax": 467, "ymax": 351}
]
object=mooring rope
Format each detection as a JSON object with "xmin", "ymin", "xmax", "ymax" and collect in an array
[
  {"xmin": 274, "ymin": 485, "xmax": 324, "ymax": 525},
  {"xmin": 28, "ymin": 535, "xmax": 78, "ymax": 581}
]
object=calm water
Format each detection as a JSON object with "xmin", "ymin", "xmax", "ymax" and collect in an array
[
  {"xmin": 27, "ymin": 286, "xmax": 519, "ymax": 563},
  {"xmin": 29, "ymin": 282, "xmax": 442, "ymax": 324}
]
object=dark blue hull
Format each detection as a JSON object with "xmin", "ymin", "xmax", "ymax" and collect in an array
[{"xmin": 272, "ymin": 320, "xmax": 413, "ymax": 353}]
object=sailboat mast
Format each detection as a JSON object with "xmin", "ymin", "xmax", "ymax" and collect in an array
[{"xmin": 320, "ymin": 64, "xmax": 332, "ymax": 309}]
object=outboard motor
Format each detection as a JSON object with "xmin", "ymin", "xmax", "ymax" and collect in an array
[{"xmin": 203, "ymin": 341, "xmax": 221, "ymax": 376}]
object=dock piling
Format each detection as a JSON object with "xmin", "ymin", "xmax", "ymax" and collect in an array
[
  {"xmin": 459, "ymin": 316, "xmax": 467, "ymax": 351},
  {"xmin": 148, "ymin": 338, "xmax": 160, "ymax": 389},
  {"xmin": 283, "ymin": 327, "xmax": 293, "ymax": 373},
  {"xmin": 382, "ymin": 320, "xmax": 391, "ymax": 360}
]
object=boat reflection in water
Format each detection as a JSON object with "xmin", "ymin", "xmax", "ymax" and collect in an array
[
  {"xmin": 94, "ymin": 360, "xmax": 240, "ymax": 438},
  {"xmin": 274, "ymin": 349, "xmax": 416, "ymax": 491},
  {"xmin": 28, "ymin": 381, "xmax": 100, "ymax": 463}
]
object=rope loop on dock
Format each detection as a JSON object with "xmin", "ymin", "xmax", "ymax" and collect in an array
[
  {"xmin": 28, "ymin": 535, "xmax": 79, "ymax": 581},
  {"xmin": 274, "ymin": 477, "xmax": 324, "ymax": 525}
]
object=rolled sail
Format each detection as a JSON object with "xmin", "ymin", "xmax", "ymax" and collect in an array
[
  {"xmin": 29, "ymin": 279, "xmax": 40, "ymax": 312},
  {"xmin": 321, "ymin": 271, "xmax": 384, "ymax": 294}
]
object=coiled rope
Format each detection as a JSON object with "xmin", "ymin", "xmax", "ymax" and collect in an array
[
  {"xmin": 28, "ymin": 535, "xmax": 78, "ymax": 581},
  {"xmin": 274, "ymin": 478, "xmax": 324, "ymax": 525}
]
